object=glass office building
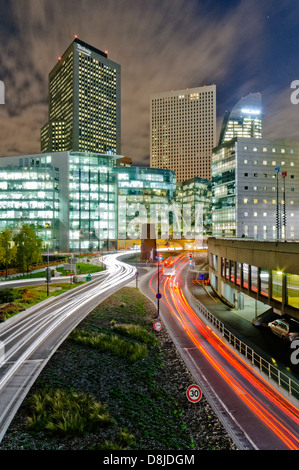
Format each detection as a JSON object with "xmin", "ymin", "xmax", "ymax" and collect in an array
[
  {"xmin": 176, "ymin": 177, "xmax": 212, "ymax": 238},
  {"xmin": 117, "ymin": 166, "xmax": 176, "ymax": 242},
  {"xmin": 41, "ymin": 38, "xmax": 121, "ymax": 155},
  {"xmin": 0, "ymin": 152, "xmax": 176, "ymax": 252},
  {"xmin": 219, "ymin": 93, "xmax": 262, "ymax": 145},
  {"xmin": 212, "ymin": 139, "xmax": 237, "ymax": 237},
  {"xmin": 0, "ymin": 161, "xmax": 59, "ymax": 249}
]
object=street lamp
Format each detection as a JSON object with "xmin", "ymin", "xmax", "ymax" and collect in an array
[
  {"xmin": 275, "ymin": 166, "xmax": 280, "ymax": 242},
  {"xmin": 45, "ymin": 241, "xmax": 51, "ymax": 297},
  {"xmin": 156, "ymin": 254, "xmax": 163, "ymax": 318},
  {"xmin": 282, "ymin": 171, "xmax": 287, "ymax": 240}
]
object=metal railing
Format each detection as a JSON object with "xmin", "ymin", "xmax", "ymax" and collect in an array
[{"xmin": 188, "ymin": 290, "xmax": 299, "ymax": 400}]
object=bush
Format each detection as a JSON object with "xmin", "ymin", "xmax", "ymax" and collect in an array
[
  {"xmin": 110, "ymin": 321, "xmax": 158, "ymax": 345},
  {"xmin": 70, "ymin": 329, "xmax": 148, "ymax": 362},
  {"xmin": 0, "ymin": 288, "xmax": 15, "ymax": 304},
  {"xmin": 26, "ymin": 387, "xmax": 115, "ymax": 436}
]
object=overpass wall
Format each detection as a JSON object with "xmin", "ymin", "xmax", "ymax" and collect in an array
[{"xmin": 208, "ymin": 238, "xmax": 299, "ymax": 320}]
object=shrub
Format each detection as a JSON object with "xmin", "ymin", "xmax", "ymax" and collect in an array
[
  {"xmin": 26, "ymin": 387, "xmax": 114, "ymax": 436},
  {"xmin": 110, "ymin": 321, "xmax": 158, "ymax": 345},
  {"xmin": 70, "ymin": 329, "xmax": 148, "ymax": 362},
  {"xmin": 0, "ymin": 288, "xmax": 15, "ymax": 304}
]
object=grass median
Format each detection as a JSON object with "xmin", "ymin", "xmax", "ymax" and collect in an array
[{"xmin": 0, "ymin": 286, "xmax": 236, "ymax": 451}]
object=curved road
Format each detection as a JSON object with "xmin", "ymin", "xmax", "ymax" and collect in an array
[
  {"xmin": 0, "ymin": 252, "xmax": 136, "ymax": 443},
  {"xmin": 140, "ymin": 253, "xmax": 299, "ymax": 450}
]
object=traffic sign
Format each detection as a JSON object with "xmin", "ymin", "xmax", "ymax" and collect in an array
[
  {"xmin": 153, "ymin": 320, "xmax": 162, "ymax": 331},
  {"xmin": 135, "ymin": 272, "xmax": 139, "ymax": 276},
  {"xmin": 186, "ymin": 384, "xmax": 202, "ymax": 403},
  {"xmin": 156, "ymin": 293, "xmax": 161, "ymax": 299}
]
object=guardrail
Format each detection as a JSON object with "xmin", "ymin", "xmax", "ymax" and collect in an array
[{"xmin": 188, "ymin": 289, "xmax": 299, "ymax": 400}]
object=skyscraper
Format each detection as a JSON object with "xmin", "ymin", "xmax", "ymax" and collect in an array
[
  {"xmin": 41, "ymin": 37, "xmax": 121, "ymax": 155},
  {"xmin": 150, "ymin": 85, "xmax": 216, "ymax": 182},
  {"xmin": 219, "ymin": 92, "xmax": 262, "ymax": 145}
]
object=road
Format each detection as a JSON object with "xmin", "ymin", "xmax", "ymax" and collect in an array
[
  {"xmin": 0, "ymin": 252, "xmax": 136, "ymax": 443},
  {"xmin": 139, "ymin": 253, "xmax": 299, "ymax": 450}
]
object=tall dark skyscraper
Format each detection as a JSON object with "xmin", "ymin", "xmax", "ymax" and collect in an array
[{"xmin": 41, "ymin": 37, "xmax": 121, "ymax": 155}]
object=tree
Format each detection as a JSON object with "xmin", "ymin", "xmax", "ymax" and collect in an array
[
  {"xmin": 13, "ymin": 224, "xmax": 43, "ymax": 273},
  {"xmin": 0, "ymin": 228, "xmax": 16, "ymax": 277}
]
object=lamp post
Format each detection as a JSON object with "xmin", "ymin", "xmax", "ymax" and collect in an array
[
  {"xmin": 275, "ymin": 166, "xmax": 280, "ymax": 242},
  {"xmin": 156, "ymin": 254, "xmax": 163, "ymax": 318},
  {"xmin": 282, "ymin": 171, "xmax": 287, "ymax": 240}
]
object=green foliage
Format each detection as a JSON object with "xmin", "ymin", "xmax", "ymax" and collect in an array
[
  {"xmin": 26, "ymin": 387, "xmax": 115, "ymax": 436},
  {"xmin": 70, "ymin": 329, "xmax": 148, "ymax": 362},
  {"xmin": 110, "ymin": 321, "xmax": 158, "ymax": 345},
  {"xmin": 13, "ymin": 224, "xmax": 43, "ymax": 273},
  {"xmin": 0, "ymin": 228, "xmax": 16, "ymax": 274},
  {"xmin": 0, "ymin": 288, "xmax": 16, "ymax": 304}
]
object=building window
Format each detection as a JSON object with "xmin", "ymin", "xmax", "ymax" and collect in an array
[
  {"xmin": 251, "ymin": 266, "xmax": 258, "ymax": 293},
  {"xmin": 272, "ymin": 271, "xmax": 283, "ymax": 302},
  {"xmin": 260, "ymin": 269, "xmax": 269, "ymax": 297},
  {"xmin": 242, "ymin": 263, "xmax": 249, "ymax": 289},
  {"xmin": 236, "ymin": 262, "xmax": 241, "ymax": 285},
  {"xmin": 287, "ymin": 274, "xmax": 299, "ymax": 309}
]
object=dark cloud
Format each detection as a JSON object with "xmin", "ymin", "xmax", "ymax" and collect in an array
[{"xmin": 0, "ymin": 0, "xmax": 298, "ymax": 163}]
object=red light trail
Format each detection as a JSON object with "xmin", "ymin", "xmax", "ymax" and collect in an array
[{"xmin": 149, "ymin": 254, "xmax": 299, "ymax": 450}]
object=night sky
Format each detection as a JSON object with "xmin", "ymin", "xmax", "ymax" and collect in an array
[{"xmin": 0, "ymin": 0, "xmax": 299, "ymax": 165}]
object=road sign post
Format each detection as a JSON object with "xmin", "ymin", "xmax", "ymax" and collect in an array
[{"xmin": 135, "ymin": 271, "xmax": 139, "ymax": 288}]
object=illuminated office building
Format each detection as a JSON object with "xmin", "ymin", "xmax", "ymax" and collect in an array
[
  {"xmin": 212, "ymin": 137, "xmax": 299, "ymax": 239},
  {"xmin": 41, "ymin": 38, "xmax": 121, "ymax": 155},
  {"xmin": 176, "ymin": 177, "xmax": 212, "ymax": 238},
  {"xmin": 219, "ymin": 93, "xmax": 262, "ymax": 145},
  {"xmin": 117, "ymin": 166, "xmax": 176, "ymax": 243},
  {"xmin": 150, "ymin": 85, "xmax": 216, "ymax": 182},
  {"xmin": 0, "ymin": 152, "xmax": 176, "ymax": 252}
]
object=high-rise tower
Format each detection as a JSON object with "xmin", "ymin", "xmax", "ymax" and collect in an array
[
  {"xmin": 219, "ymin": 93, "xmax": 262, "ymax": 145},
  {"xmin": 150, "ymin": 85, "xmax": 216, "ymax": 182},
  {"xmin": 41, "ymin": 37, "xmax": 121, "ymax": 155}
]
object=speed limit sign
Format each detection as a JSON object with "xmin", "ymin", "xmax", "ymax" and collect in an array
[
  {"xmin": 153, "ymin": 320, "xmax": 163, "ymax": 331},
  {"xmin": 186, "ymin": 384, "xmax": 202, "ymax": 403}
]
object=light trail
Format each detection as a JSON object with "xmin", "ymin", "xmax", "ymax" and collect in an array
[{"xmin": 149, "ymin": 254, "xmax": 299, "ymax": 450}]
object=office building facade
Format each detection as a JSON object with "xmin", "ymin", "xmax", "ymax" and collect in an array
[
  {"xmin": 212, "ymin": 137, "xmax": 299, "ymax": 240},
  {"xmin": 0, "ymin": 152, "xmax": 176, "ymax": 252},
  {"xmin": 219, "ymin": 93, "xmax": 262, "ymax": 145},
  {"xmin": 150, "ymin": 85, "xmax": 216, "ymax": 182},
  {"xmin": 41, "ymin": 38, "xmax": 121, "ymax": 155},
  {"xmin": 176, "ymin": 177, "xmax": 212, "ymax": 239}
]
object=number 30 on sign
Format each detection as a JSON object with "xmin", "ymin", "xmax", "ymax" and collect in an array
[{"xmin": 186, "ymin": 384, "xmax": 202, "ymax": 403}]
